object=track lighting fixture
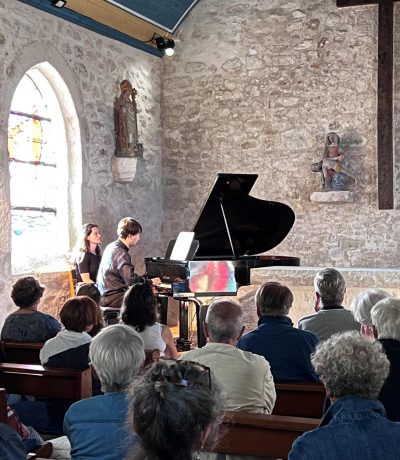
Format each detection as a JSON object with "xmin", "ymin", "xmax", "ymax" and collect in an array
[
  {"xmin": 152, "ymin": 34, "xmax": 175, "ymax": 56},
  {"xmin": 51, "ymin": 0, "xmax": 67, "ymax": 7}
]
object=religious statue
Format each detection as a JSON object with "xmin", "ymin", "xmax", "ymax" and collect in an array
[
  {"xmin": 311, "ymin": 132, "xmax": 357, "ymax": 191},
  {"xmin": 114, "ymin": 79, "xmax": 143, "ymax": 158}
]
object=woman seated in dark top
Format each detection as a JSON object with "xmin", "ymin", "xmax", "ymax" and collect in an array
[
  {"xmin": 75, "ymin": 223, "xmax": 102, "ymax": 284},
  {"xmin": 1, "ymin": 277, "xmax": 61, "ymax": 343},
  {"xmin": 40, "ymin": 296, "xmax": 97, "ymax": 369}
]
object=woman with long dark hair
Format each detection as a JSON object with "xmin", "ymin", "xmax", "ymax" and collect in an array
[
  {"xmin": 121, "ymin": 283, "xmax": 178, "ymax": 359},
  {"xmin": 75, "ymin": 223, "xmax": 102, "ymax": 284}
]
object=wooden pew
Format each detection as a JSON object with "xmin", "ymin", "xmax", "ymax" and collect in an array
[
  {"xmin": 144, "ymin": 348, "xmax": 160, "ymax": 367},
  {"xmin": 0, "ymin": 363, "xmax": 92, "ymax": 401},
  {"xmin": 273, "ymin": 382, "xmax": 326, "ymax": 418},
  {"xmin": 205, "ymin": 411, "xmax": 320, "ymax": 459},
  {"xmin": 1, "ymin": 341, "xmax": 43, "ymax": 365},
  {"xmin": 0, "ymin": 388, "xmax": 7, "ymax": 424}
]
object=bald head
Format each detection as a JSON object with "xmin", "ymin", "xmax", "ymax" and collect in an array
[{"xmin": 204, "ymin": 299, "xmax": 244, "ymax": 343}]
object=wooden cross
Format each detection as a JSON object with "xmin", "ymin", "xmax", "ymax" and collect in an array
[{"xmin": 337, "ymin": 0, "xmax": 397, "ymax": 209}]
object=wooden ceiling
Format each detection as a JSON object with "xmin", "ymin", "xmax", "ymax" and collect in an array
[{"xmin": 16, "ymin": 0, "xmax": 201, "ymax": 56}]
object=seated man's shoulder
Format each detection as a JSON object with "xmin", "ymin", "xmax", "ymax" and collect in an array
[
  {"xmin": 66, "ymin": 393, "xmax": 126, "ymax": 420},
  {"xmin": 237, "ymin": 346, "xmax": 268, "ymax": 363},
  {"xmin": 292, "ymin": 325, "xmax": 319, "ymax": 344},
  {"xmin": 298, "ymin": 312, "xmax": 318, "ymax": 326}
]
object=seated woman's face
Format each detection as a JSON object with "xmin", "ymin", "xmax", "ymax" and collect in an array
[{"xmin": 87, "ymin": 226, "xmax": 101, "ymax": 246}]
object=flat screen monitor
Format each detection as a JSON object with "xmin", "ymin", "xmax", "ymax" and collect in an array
[{"xmin": 186, "ymin": 260, "xmax": 237, "ymax": 296}]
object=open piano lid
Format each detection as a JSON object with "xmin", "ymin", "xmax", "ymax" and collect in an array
[{"xmin": 192, "ymin": 173, "xmax": 296, "ymax": 257}]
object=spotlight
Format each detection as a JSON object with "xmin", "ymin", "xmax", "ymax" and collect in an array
[
  {"xmin": 52, "ymin": 0, "xmax": 67, "ymax": 7},
  {"xmin": 154, "ymin": 35, "xmax": 175, "ymax": 57}
]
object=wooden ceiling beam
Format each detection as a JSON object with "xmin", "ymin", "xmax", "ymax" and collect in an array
[
  {"xmin": 66, "ymin": 0, "xmax": 176, "ymax": 47},
  {"xmin": 337, "ymin": 0, "xmax": 398, "ymax": 6}
]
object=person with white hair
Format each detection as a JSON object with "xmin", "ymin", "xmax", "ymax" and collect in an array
[
  {"xmin": 298, "ymin": 268, "xmax": 360, "ymax": 341},
  {"xmin": 371, "ymin": 297, "xmax": 400, "ymax": 421},
  {"xmin": 289, "ymin": 333, "xmax": 400, "ymax": 460},
  {"xmin": 350, "ymin": 289, "xmax": 390, "ymax": 339},
  {"xmin": 63, "ymin": 324, "xmax": 145, "ymax": 459},
  {"xmin": 182, "ymin": 299, "xmax": 276, "ymax": 413}
]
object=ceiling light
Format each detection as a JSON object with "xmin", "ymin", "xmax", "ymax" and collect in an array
[
  {"xmin": 154, "ymin": 35, "xmax": 175, "ymax": 57},
  {"xmin": 52, "ymin": 0, "xmax": 67, "ymax": 7}
]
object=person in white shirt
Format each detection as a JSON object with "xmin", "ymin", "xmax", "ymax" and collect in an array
[{"xmin": 183, "ymin": 298, "xmax": 276, "ymax": 414}]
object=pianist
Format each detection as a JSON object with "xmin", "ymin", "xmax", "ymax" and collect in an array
[{"xmin": 96, "ymin": 217, "xmax": 144, "ymax": 309}]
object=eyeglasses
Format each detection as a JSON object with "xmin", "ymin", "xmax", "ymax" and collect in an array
[{"xmin": 157, "ymin": 358, "xmax": 212, "ymax": 390}]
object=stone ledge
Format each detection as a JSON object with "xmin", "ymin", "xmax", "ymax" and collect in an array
[
  {"xmin": 250, "ymin": 266, "xmax": 400, "ymax": 288},
  {"xmin": 310, "ymin": 191, "xmax": 354, "ymax": 203}
]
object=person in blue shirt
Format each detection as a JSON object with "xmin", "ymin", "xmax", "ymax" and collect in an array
[
  {"xmin": 289, "ymin": 332, "xmax": 400, "ymax": 460},
  {"xmin": 237, "ymin": 281, "xmax": 319, "ymax": 381},
  {"xmin": 64, "ymin": 324, "xmax": 144, "ymax": 460}
]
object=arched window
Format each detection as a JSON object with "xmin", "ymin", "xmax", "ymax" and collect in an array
[{"xmin": 8, "ymin": 64, "xmax": 81, "ymax": 274}]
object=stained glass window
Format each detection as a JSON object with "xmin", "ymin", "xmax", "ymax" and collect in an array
[{"xmin": 8, "ymin": 67, "xmax": 70, "ymax": 273}]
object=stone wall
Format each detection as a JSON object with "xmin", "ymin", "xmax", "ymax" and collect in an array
[
  {"xmin": 162, "ymin": 0, "xmax": 400, "ymax": 268},
  {"xmin": 0, "ymin": 0, "xmax": 162, "ymax": 325}
]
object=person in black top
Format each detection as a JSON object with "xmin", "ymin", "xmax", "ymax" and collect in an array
[{"xmin": 75, "ymin": 223, "xmax": 102, "ymax": 284}]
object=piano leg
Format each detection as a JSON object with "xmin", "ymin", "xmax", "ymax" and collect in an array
[
  {"xmin": 158, "ymin": 297, "xmax": 169, "ymax": 325},
  {"xmin": 197, "ymin": 303, "xmax": 208, "ymax": 348},
  {"xmin": 175, "ymin": 298, "xmax": 204, "ymax": 351},
  {"xmin": 177, "ymin": 300, "xmax": 191, "ymax": 351}
]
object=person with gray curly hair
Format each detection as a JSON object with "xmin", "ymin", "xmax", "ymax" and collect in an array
[
  {"xmin": 350, "ymin": 289, "xmax": 390, "ymax": 339},
  {"xmin": 64, "ymin": 324, "xmax": 145, "ymax": 459},
  {"xmin": 371, "ymin": 297, "xmax": 400, "ymax": 421},
  {"xmin": 289, "ymin": 332, "xmax": 400, "ymax": 460},
  {"xmin": 298, "ymin": 268, "xmax": 360, "ymax": 341}
]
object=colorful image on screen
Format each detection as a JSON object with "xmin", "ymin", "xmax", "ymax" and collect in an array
[{"xmin": 188, "ymin": 260, "xmax": 237, "ymax": 295}]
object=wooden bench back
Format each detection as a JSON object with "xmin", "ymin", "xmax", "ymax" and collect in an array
[
  {"xmin": 0, "ymin": 363, "xmax": 92, "ymax": 401},
  {"xmin": 206, "ymin": 411, "xmax": 320, "ymax": 459},
  {"xmin": 144, "ymin": 349, "xmax": 160, "ymax": 367},
  {"xmin": 0, "ymin": 388, "xmax": 7, "ymax": 424},
  {"xmin": 273, "ymin": 381, "xmax": 326, "ymax": 418},
  {"xmin": 1, "ymin": 341, "xmax": 43, "ymax": 365}
]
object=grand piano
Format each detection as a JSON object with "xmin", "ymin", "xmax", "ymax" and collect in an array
[{"xmin": 145, "ymin": 173, "xmax": 300, "ymax": 348}]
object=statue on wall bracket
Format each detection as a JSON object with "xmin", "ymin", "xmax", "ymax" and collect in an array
[
  {"xmin": 112, "ymin": 79, "xmax": 143, "ymax": 183},
  {"xmin": 114, "ymin": 79, "xmax": 143, "ymax": 158},
  {"xmin": 310, "ymin": 132, "xmax": 357, "ymax": 203}
]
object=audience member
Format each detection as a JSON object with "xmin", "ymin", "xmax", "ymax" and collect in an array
[
  {"xmin": 75, "ymin": 283, "xmax": 105, "ymax": 337},
  {"xmin": 237, "ymin": 282, "xmax": 319, "ymax": 381},
  {"xmin": 0, "ymin": 422, "xmax": 26, "ymax": 460},
  {"xmin": 298, "ymin": 268, "xmax": 360, "ymax": 340},
  {"xmin": 371, "ymin": 297, "xmax": 400, "ymax": 421},
  {"xmin": 289, "ymin": 333, "xmax": 400, "ymax": 460},
  {"xmin": 183, "ymin": 299, "xmax": 276, "ymax": 413},
  {"xmin": 5, "ymin": 403, "xmax": 52, "ymax": 457},
  {"xmin": 75, "ymin": 223, "xmax": 102, "ymax": 284},
  {"xmin": 1, "ymin": 276, "xmax": 61, "ymax": 342},
  {"xmin": 351, "ymin": 289, "xmax": 390, "ymax": 339},
  {"xmin": 40, "ymin": 296, "xmax": 97, "ymax": 369},
  {"xmin": 64, "ymin": 324, "xmax": 144, "ymax": 459},
  {"xmin": 97, "ymin": 217, "xmax": 144, "ymax": 309},
  {"xmin": 121, "ymin": 283, "xmax": 178, "ymax": 358},
  {"xmin": 128, "ymin": 360, "xmax": 220, "ymax": 460}
]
